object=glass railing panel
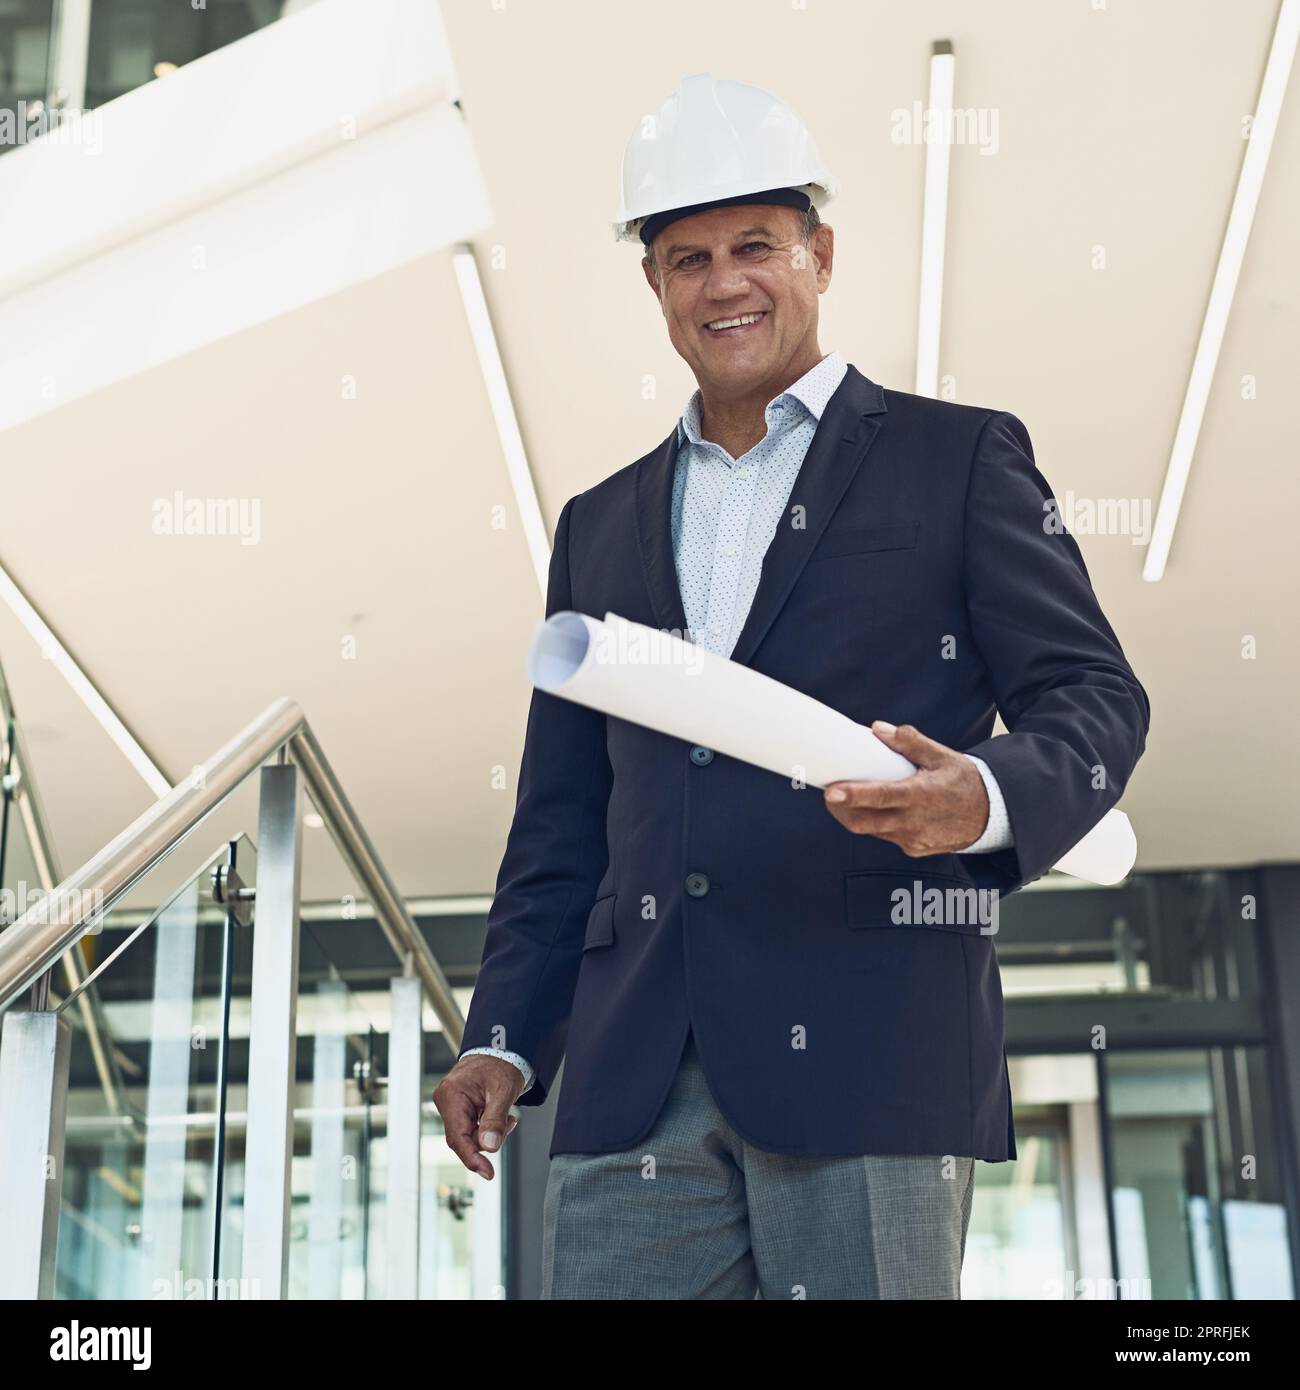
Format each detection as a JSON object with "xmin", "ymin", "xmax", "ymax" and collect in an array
[
  {"xmin": 0, "ymin": 762, "xmax": 43, "ymax": 933},
  {"xmin": 53, "ymin": 835, "xmax": 254, "ymax": 1300},
  {"xmin": 418, "ymin": 1104, "xmax": 504, "ymax": 1300},
  {"xmin": 284, "ymin": 813, "xmax": 489, "ymax": 1300},
  {"xmin": 0, "ymin": 691, "xmax": 467, "ymax": 1300},
  {"xmin": 0, "ymin": 659, "xmax": 72, "ymax": 977},
  {"xmin": 217, "ymin": 810, "xmax": 390, "ymax": 1300},
  {"xmin": 0, "ymin": 722, "xmax": 95, "ymax": 1014},
  {"xmin": 0, "ymin": 683, "xmax": 12, "ymax": 884},
  {"xmin": 283, "ymin": 928, "xmax": 381, "ymax": 1300}
]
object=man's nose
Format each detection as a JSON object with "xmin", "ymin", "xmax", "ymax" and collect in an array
[{"xmin": 701, "ymin": 255, "xmax": 750, "ymax": 300}]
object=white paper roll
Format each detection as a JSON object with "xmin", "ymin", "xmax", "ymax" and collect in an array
[{"xmin": 529, "ymin": 610, "xmax": 1137, "ymax": 886}]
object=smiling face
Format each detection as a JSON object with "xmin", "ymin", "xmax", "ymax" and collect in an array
[{"xmin": 643, "ymin": 202, "xmax": 834, "ymax": 400}]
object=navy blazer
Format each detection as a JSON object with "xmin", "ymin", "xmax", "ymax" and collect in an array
[{"xmin": 460, "ymin": 365, "xmax": 1150, "ymax": 1160}]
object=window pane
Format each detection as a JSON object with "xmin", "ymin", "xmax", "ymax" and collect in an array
[
  {"xmin": 1105, "ymin": 1047, "xmax": 1295, "ymax": 1300},
  {"xmin": 0, "ymin": 0, "xmax": 53, "ymax": 153}
]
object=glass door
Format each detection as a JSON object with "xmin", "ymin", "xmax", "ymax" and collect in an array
[
  {"xmin": 1103, "ymin": 1047, "xmax": 1295, "ymax": 1300},
  {"xmin": 963, "ymin": 1053, "xmax": 1112, "ymax": 1299},
  {"xmin": 965, "ymin": 1045, "xmax": 1298, "ymax": 1300}
]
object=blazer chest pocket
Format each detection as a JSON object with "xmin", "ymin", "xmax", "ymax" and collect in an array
[
  {"xmin": 844, "ymin": 871, "xmax": 996, "ymax": 938},
  {"xmin": 811, "ymin": 521, "xmax": 919, "ymax": 561},
  {"xmin": 583, "ymin": 893, "xmax": 616, "ymax": 950}
]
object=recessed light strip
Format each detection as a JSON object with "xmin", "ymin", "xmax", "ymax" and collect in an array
[
  {"xmin": 1143, "ymin": 0, "xmax": 1300, "ymax": 582},
  {"xmin": 915, "ymin": 39, "xmax": 955, "ymax": 399},
  {"xmin": 452, "ymin": 243, "xmax": 552, "ymax": 594}
]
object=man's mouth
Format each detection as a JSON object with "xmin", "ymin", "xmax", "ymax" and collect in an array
[{"xmin": 703, "ymin": 310, "xmax": 769, "ymax": 336}]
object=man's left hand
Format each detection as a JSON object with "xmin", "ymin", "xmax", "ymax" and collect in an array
[{"xmin": 823, "ymin": 721, "xmax": 990, "ymax": 856}]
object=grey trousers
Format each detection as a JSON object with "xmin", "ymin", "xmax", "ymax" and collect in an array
[{"xmin": 542, "ymin": 1032, "xmax": 976, "ymax": 1300}]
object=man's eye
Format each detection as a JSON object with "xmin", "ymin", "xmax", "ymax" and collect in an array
[
  {"xmin": 740, "ymin": 242, "xmax": 770, "ymax": 254},
  {"xmin": 677, "ymin": 253, "xmax": 704, "ymax": 267}
]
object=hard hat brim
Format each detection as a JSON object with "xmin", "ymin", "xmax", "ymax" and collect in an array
[
  {"xmin": 615, "ymin": 176, "xmax": 837, "ymax": 244},
  {"xmin": 634, "ymin": 186, "xmax": 812, "ymax": 248}
]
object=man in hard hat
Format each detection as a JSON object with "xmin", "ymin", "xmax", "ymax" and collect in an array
[{"xmin": 435, "ymin": 74, "xmax": 1149, "ymax": 1299}]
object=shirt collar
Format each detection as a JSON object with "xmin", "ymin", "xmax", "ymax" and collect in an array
[{"xmin": 676, "ymin": 350, "xmax": 848, "ymax": 449}]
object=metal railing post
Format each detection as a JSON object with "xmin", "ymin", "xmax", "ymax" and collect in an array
[
  {"xmin": 386, "ymin": 972, "xmax": 423, "ymax": 1298},
  {"xmin": 0, "ymin": 1009, "xmax": 72, "ymax": 1298},
  {"xmin": 241, "ymin": 762, "xmax": 303, "ymax": 1299}
]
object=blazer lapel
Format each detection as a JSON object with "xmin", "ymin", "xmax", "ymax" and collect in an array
[
  {"xmin": 633, "ymin": 363, "xmax": 889, "ymax": 663},
  {"xmin": 729, "ymin": 364, "xmax": 887, "ymax": 668},
  {"xmin": 634, "ymin": 426, "xmax": 690, "ymax": 636}
]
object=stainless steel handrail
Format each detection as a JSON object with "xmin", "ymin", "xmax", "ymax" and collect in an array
[{"xmin": 0, "ymin": 698, "xmax": 464, "ymax": 1046}]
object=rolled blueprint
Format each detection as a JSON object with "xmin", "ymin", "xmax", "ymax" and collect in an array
[{"xmin": 528, "ymin": 610, "xmax": 1137, "ymax": 887}]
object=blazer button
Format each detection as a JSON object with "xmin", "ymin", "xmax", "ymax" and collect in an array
[
  {"xmin": 689, "ymin": 745, "xmax": 714, "ymax": 766},
  {"xmin": 685, "ymin": 873, "xmax": 710, "ymax": 898}
]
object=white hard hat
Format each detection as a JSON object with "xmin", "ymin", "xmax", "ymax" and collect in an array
[{"xmin": 615, "ymin": 73, "xmax": 838, "ymax": 244}]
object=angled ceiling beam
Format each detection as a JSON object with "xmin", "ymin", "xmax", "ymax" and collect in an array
[{"xmin": 0, "ymin": 560, "xmax": 172, "ymax": 796}]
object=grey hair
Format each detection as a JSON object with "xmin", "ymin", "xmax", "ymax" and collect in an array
[{"xmin": 646, "ymin": 203, "xmax": 822, "ymax": 287}]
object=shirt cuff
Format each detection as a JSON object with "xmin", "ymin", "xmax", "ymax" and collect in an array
[
  {"xmin": 460, "ymin": 1046, "xmax": 535, "ymax": 1096},
  {"xmin": 958, "ymin": 754, "xmax": 1015, "ymax": 853}
]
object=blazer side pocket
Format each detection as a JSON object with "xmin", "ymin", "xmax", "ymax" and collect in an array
[
  {"xmin": 844, "ymin": 871, "xmax": 996, "ymax": 937},
  {"xmin": 583, "ymin": 893, "xmax": 616, "ymax": 950}
]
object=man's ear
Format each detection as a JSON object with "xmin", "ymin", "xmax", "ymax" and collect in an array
[
  {"xmin": 641, "ymin": 253, "xmax": 661, "ymax": 299},
  {"xmin": 813, "ymin": 223, "xmax": 834, "ymax": 291}
]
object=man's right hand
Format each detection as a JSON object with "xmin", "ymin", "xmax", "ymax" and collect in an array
[{"xmin": 433, "ymin": 1055, "xmax": 526, "ymax": 1180}]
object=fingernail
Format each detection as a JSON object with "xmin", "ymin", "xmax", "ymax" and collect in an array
[
  {"xmin": 826, "ymin": 787, "xmax": 846, "ymax": 802},
  {"xmin": 481, "ymin": 1131, "xmax": 501, "ymax": 1151},
  {"xmin": 873, "ymin": 721, "xmax": 897, "ymax": 735}
]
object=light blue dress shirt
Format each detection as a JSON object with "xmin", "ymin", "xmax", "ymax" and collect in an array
[{"xmin": 464, "ymin": 352, "xmax": 1014, "ymax": 1094}]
